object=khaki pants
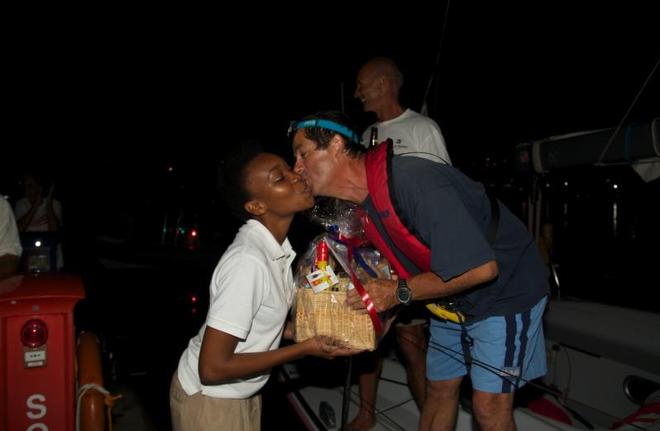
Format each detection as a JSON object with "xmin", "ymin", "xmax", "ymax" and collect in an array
[{"xmin": 170, "ymin": 372, "xmax": 262, "ymax": 431}]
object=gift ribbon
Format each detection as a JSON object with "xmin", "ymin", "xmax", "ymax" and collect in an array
[
  {"xmin": 328, "ymin": 230, "xmax": 383, "ymax": 335},
  {"xmin": 347, "ymin": 263, "xmax": 383, "ymax": 335},
  {"xmin": 353, "ymin": 250, "xmax": 377, "ymax": 278}
]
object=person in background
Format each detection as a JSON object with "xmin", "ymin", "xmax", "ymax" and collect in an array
[
  {"xmin": 349, "ymin": 57, "xmax": 452, "ymax": 430},
  {"xmin": 15, "ymin": 173, "xmax": 62, "ymax": 232},
  {"xmin": 170, "ymin": 142, "xmax": 359, "ymax": 431},
  {"xmin": 291, "ymin": 111, "xmax": 549, "ymax": 431},
  {"xmin": 0, "ymin": 195, "xmax": 22, "ymax": 279},
  {"xmin": 355, "ymin": 56, "xmax": 450, "ymax": 164},
  {"xmin": 14, "ymin": 173, "xmax": 64, "ymax": 270}
]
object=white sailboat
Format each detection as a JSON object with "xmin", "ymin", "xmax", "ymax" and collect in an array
[{"xmin": 278, "ymin": 117, "xmax": 660, "ymax": 430}]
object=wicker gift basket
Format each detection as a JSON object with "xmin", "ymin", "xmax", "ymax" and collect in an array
[{"xmin": 293, "ymin": 200, "xmax": 392, "ymax": 351}]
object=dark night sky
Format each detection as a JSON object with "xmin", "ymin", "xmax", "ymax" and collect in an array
[
  {"xmin": 0, "ymin": 6, "xmax": 657, "ymax": 312},
  {"xmin": 3, "ymin": 5, "xmax": 658, "ymax": 211}
]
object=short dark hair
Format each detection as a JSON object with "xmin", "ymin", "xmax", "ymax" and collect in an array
[
  {"xmin": 217, "ymin": 140, "xmax": 263, "ymax": 221},
  {"xmin": 295, "ymin": 110, "xmax": 365, "ymax": 158}
]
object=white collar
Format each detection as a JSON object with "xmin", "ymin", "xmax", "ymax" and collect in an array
[{"xmin": 244, "ymin": 219, "xmax": 295, "ymax": 262}]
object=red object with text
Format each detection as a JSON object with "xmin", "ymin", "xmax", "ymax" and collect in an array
[{"xmin": 0, "ymin": 274, "xmax": 84, "ymax": 431}]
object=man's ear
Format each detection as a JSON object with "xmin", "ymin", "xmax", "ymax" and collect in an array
[
  {"xmin": 328, "ymin": 135, "xmax": 346, "ymax": 159},
  {"xmin": 375, "ymin": 76, "xmax": 386, "ymax": 90},
  {"xmin": 244, "ymin": 199, "xmax": 266, "ymax": 217}
]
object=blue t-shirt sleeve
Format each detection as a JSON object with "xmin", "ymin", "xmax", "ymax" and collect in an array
[{"xmin": 415, "ymin": 186, "xmax": 494, "ymax": 280}]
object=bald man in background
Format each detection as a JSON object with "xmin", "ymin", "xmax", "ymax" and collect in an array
[
  {"xmin": 355, "ymin": 56, "xmax": 451, "ymax": 164},
  {"xmin": 349, "ymin": 57, "xmax": 451, "ymax": 430}
]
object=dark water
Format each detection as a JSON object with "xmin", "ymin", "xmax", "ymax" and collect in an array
[
  {"xmin": 488, "ymin": 164, "xmax": 660, "ymax": 313},
  {"xmin": 544, "ymin": 168, "xmax": 659, "ymax": 312}
]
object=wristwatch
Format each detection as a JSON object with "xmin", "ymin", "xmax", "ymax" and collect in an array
[{"xmin": 396, "ymin": 279, "xmax": 412, "ymax": 305}]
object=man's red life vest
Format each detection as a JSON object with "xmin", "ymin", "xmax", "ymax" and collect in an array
[
  {"xmin": 362, "ymin": 143, "xmax": 469, "ymax": 323},
  {"xmin": 362, "ymin": 142, "xmax": 430, "ymax": 279}
]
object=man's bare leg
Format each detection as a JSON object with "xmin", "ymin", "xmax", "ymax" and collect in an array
[
  {"xmin": 419, "ymin": 377, "xmax": 462, "ymax": 431},
  {"xmin": 347, "ymin": 352, "xmax": 382, "ymax": 431},
  {"xmin": 396, "ymin": 324, "xmax": 427, "ymax": 409},
  {"xmin": 472, "ymin": 390, "xmax": 516, "ymax": 431}
]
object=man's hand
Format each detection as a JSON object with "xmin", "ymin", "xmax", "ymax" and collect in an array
[{"xmin": 346, "ymin": 278, "xmax": 399, "ymax": 313}]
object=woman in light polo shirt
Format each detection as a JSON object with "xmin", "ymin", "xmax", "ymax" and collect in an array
[{"xmin": 170, "ymin": 142, "xmax": 358, "ymax": 431}]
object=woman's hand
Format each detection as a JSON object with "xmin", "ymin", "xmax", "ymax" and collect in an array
[{"xmin": 306, "ymin": 336, "xmax": 363, "ymax": 359}]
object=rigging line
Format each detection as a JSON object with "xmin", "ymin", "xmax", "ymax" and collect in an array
[
  {"xmin": 426, "ymin": 335, "xmax": 637, "ymax": 427},
  {"xmin": 342, "ymin": 383, "xmax": 414, "ymax": 430},
  {"xmin": 380, "ymin": 376, "xmax": 408, "ymax": 386},
  {"xmin": 596, "ymin": 56, "xmax": 660, "ymax": 165},
  {"xmin": 402, "ymin": 330, "xmax": 558, "ymax": 397},
  {"xmin": 399, "ymin": 331, "xmax": 643, "ymax": 427},
  {"xmin": 394, "ymin": 329, "xmax": 543, "ymax": 392},
  {"xmin": 379, "ymin": 397, "xmax": 417, "ymax": 414},
  {"xmin": 328, "ymin": 332, "xmax": 522, "ymax": 431},
  {"xmin": 336, "ymin": 386, "xmax": 409, "ymax": 431},
  {"xmin": 439, "ymin": 347, "xmax": 561, "ymax": 399},
  {"xmin": 425, "ymin": 337, "xmax": 533, "ymax": 385},
  {"xmin": 421, "ymin": 0, "xmax": 452, "ymax": 115}
]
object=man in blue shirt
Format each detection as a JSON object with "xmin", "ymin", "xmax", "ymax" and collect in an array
[{"xmin": 290, "ymin": 111, "xmax": 549, "ymax": 431}]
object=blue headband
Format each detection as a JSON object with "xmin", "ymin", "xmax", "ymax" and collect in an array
[{"xmin": 289, "ymin": 119, "xmax": 360, "ymax": 144}]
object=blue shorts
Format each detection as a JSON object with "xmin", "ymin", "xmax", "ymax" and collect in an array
[{"xmin": 427, "ymin": 297, "xmax": 547, "ymax": 393}]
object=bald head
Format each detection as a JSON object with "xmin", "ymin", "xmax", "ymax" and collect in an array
[
  {"xmin": 355, "ymin": 57, "xmax": 405, "ymax": 120},
  {"xmin": 360, "ymin": 57, "xmax": 404, "ymax": 91}
]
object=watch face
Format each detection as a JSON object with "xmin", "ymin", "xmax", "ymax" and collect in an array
[{"xmin": 397, "ymin": 280, "xmax": 411, "ymax": 304}]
